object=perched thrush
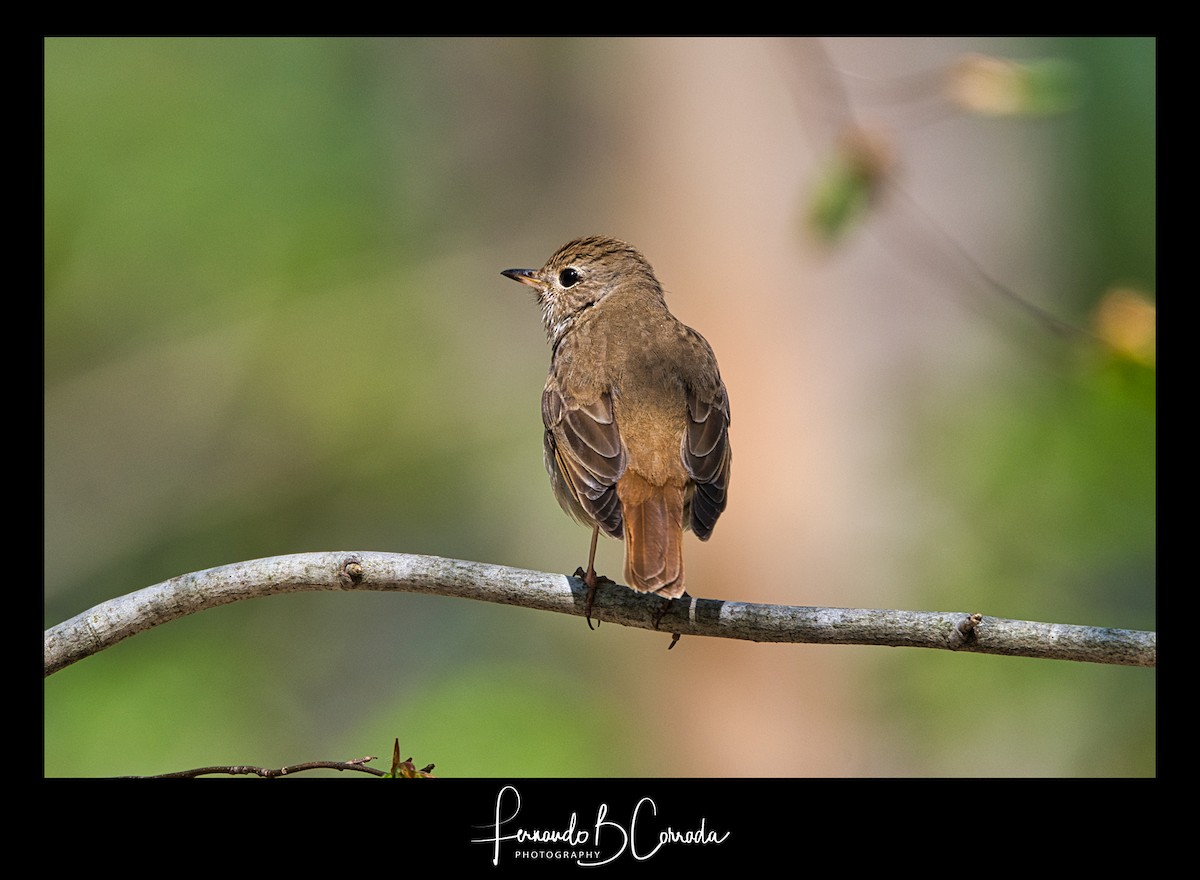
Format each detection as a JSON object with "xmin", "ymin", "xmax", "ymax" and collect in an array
[{"xmin": 502, "ymin": 236, "xmax": 731, "ymax": 624}]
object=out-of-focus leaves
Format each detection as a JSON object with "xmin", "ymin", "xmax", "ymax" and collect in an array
[
  {"xmin": 1094, "ymin": 286, "xmax": 1156, "ymax": 367},
  {"xmin": 946, "ymin": 54, "xmax": 1084, "ymax": 116},
  {"xmin": 806, "ymin": 128, "xmax": 892, "ymax": 242}
]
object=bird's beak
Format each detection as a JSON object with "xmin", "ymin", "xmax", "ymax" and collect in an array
[{"xmin": 501, "ymin": 268, "xmax": 544, "ymax": 290}]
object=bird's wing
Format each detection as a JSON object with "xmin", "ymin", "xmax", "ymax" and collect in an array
[
  {"xmin": 683, "ymin": 382, "xmax": 731, "ymax": 540},
  {"xmin": 542, "ymin": 378, "xmax": 627, "ymax": 538}
]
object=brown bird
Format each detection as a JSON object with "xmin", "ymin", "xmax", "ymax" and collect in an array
[{"xmin": 502, "ymin": 235, "xmax": 731, "ymax": 625}]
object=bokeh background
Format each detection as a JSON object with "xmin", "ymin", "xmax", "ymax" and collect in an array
[{"xmin": 45, "ymin": 37, "xmax": 1155, "ymax": 777}]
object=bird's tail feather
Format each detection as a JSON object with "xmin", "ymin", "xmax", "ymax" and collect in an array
[{"xmin": 618, "ymin": 473, "xmax": 686, "ymax": 599}]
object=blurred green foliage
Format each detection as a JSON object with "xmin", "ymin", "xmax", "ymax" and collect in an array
[
  {"xmin": 806, "ymin": 137, "xmax": 885, "ymax": 243},
  {"xmin": 44, "ymin": 37, "xmax": 640, "ymax": 777},
  {"xmin": 875, "ymin": 38, "xmax": 1155, "ymax": 775}
]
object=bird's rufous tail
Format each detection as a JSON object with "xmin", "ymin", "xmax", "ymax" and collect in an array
[{"xmin": 617, "ymin": 472, "xmax": 686, "ymax": 599}]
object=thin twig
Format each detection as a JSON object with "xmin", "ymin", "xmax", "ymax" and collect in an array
[
  {"xmin": 43, "ymin": 552, "xmax": 1156, "ymax": 675},
  {"xmin": 131, "ymin": 757, "xmax": 386, "ymax": 778}
]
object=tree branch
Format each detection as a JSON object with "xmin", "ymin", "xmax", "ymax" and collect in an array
[{"xmin": 43, "ymin": 551, "xmax": 1156, "ymax": 676}]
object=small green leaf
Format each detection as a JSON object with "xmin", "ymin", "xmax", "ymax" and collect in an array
[{"xmin": 806, "ymin": 130, "xmax": 891, "ymax": 242}]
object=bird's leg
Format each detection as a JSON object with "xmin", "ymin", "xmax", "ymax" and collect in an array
[{"xmin": 572, "ymin": 525, "xmax": 613, "ymax": 630}]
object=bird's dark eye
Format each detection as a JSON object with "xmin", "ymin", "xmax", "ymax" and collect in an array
[{"xmin": 559, "ymin": 267, "xmax": 581, "ymax": 288}]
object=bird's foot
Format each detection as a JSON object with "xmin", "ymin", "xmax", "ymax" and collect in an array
[
  {"xmin": 573, "ymin": 566, "xmax": 615, "ymax": 630},
  {"xmin": 653, "ymin": 592, "xmax": 689, "ymax": 649}
]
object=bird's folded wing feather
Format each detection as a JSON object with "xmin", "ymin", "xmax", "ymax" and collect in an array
[
  {"xmin": 683, "ymin": 384, "xmax": 731, "ymax": 540},
  {"xmin": 542, "ymin": 380, "xmax": 627, "ymax": 538}
]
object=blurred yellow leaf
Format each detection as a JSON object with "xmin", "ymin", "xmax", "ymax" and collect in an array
[
  {"xmin": 1095, "ymin": 286, "xmax": 1156, "ymax": 366},
  {"xmin": 947, "ymin": 54, "xmax": 1083, "ymax": 116}
]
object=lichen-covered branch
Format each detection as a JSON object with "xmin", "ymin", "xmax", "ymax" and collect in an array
[{"xmin": 43, "ymin": 551, "xmax": 1156, "ymax": 676}]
